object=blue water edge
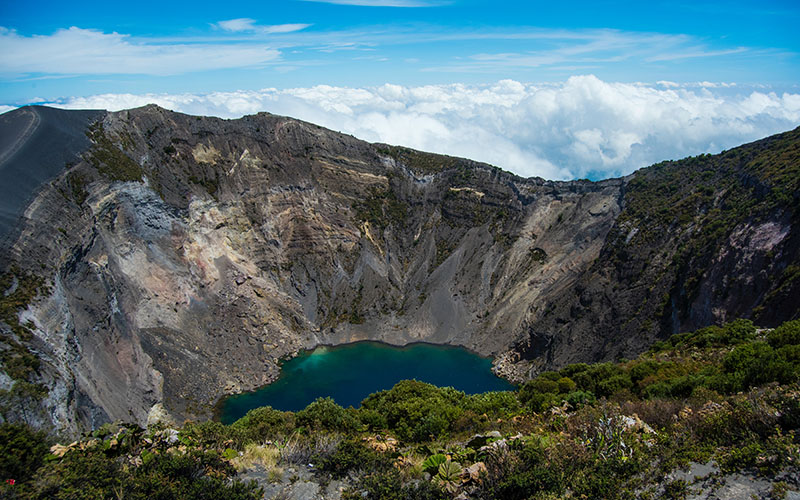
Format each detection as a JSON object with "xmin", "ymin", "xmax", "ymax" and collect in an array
[{"xmin": 219, "ymin": 341, "xmax": 514, "ymax": 424}]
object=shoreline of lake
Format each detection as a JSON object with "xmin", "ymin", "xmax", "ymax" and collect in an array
[{"xmin": 217, "ymin": 341, "xmax": 515, "ymax": 424}]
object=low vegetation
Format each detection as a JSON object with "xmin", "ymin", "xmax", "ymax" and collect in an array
[
  {"xmin": 85, "ymin": 122, "xmax": 143, "ymax": 182},
  {"xmin": 2, "ymin": 319, "xmax": 799, "ymax": 498},
  {"xmin": 352, "ymin": 187, "xmax": 408, "ymax": 231},
  {"xmin": 376, "ymin": 145, "xmax": 464, "ymax": 174},
  {"xmin": 613, "ymin": 128, "xmax": 800, "ymax": 321}
]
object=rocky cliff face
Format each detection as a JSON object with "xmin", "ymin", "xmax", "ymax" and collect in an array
[{"xmin": 0, "ymin": 105, "xmax": 797, "ymax": 434}]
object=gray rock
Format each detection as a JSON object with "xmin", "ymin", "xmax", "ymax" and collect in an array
[{"xmin": 2, "ymin": 105, "xmax": 798, "ymax": 434}]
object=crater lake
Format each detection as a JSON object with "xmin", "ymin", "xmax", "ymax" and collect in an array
[{"xmin": 219, "ymin": 341, "xmax": 515, "ymax": 424}]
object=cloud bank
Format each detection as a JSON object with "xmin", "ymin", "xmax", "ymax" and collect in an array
[{"xmin": 52, "ymin": 76, "xmax": 800, "ymax": 180}]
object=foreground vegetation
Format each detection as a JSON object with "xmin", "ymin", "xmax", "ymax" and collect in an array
[{"xmin": 2, "ymin": 319, "xmax": 799, "ymax": 499}]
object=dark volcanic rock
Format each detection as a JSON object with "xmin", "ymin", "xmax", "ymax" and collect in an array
[{"xmin": 0, "ymin": 106, "xmax": 103, "ymax": 241}]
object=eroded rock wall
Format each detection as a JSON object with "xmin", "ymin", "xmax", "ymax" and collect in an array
[{"xmin": 1, "ymin": 106, "xmax": 797, "ymax": 434}]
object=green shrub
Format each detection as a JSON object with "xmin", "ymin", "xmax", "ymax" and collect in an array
[
  {"xmin": 30, "ymin": 447, "xmax": 123, "ymax": 499},
  {"xmin": 629, "ymin": 360, "xmax": 661, "ymax": 384},
  {"xmin": 358, "ymin": 408, "xmax": 388, "ymax": 431},
  {"xmin": 596, "ymin": 374, "xmax": 633, "ymax": 398},
  {"xmin": 572, "ymin": 363, "xmax": 625, "ymax": 394},
  {"xmin": 719, "ymin": 341, "xmax": 797, "ymax": 390},
  {"xmin": 718, "ymin": 441, "xmax": 765, "ymax": 473},
  {"xmin": 0, "ymin": 423, "xmax": 50, "ymax": 484},
  {"xmin": 484, "ymin": 440, "xmax": 563, "ymax": 500},
  {"xmin": 538, "ymin": 371, "xmax": 562, "ymax": 381},
  {"xmin": 400, "ymin": 479, "xmax": 450, "ymax": 500},
  {"xmin": 564, "ymin": 390, "xmax": 596, "ymax": 409},
  {"xmin": 768, "ymin": 319, "xmax": 800, "ymax": 348},
  {"xmin": 461, "ymin": 391, "xmax": 521, "ymax": 417},
  {"xmin": 296, "ymin": 397, "xmax": 360, "ymax": 433},
  {"xmin": 723, "ymin": 319, "xmax": 757, "ymax": 344},
  {"xmin": 319, "ymin": 438, "xmax": 392, "ymax": 478},
  {"xmin": 181, "ymin": 420, "xmax": 245, "ymax": 450},
  {"xmin": 557, "ymin": 377, "xmax": 577, "ymax": 393},
  {"xmin": 361, "ymin": 381, "xmax": 464, "ymax": 441},
  {"xmin": 663, "ymin": 479, "xmax": 689, "ymax": 500},
  {"xmin": 342, "ymin": 469, "xmax": 404, "ymax": 500},
  {"xmin": 560, "ymin": 363, "xmax": 590, "ymax": 377},
  {"xmin": 344, "ymin": 468, "xmax": 447, "ymax": 500},
  {"xmin": 30, "ymin": 442, "xmax": 261, "ymax": 499},
  {"xmin": 642, "ymin": 374, "xmax": 704, "ymax": 399},
  {"xmin": 231, "ymin": 406, "xmax": 295, "ymax": 440},
  {"xmin": 518, "ymin": 378, "xmax": 559, "ymax": 404}
]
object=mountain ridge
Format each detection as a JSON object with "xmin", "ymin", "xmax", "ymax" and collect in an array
[{"xmin": 0, "ymin": 104, "xmax": 797, "ymax": 434}]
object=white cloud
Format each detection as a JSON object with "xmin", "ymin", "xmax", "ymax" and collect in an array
[
  {"xmin": 0, "ymin": 27, "xmax": 280, "ymax": 76},
  {"xmin": 263, "ymin": 24, "xmax": 312, "ymax": 34},
  {"xmin": 646, "ymin": 47, "xmax": 748, "ymax": 62},
  {"xmin": 215, "ymin": 18, "xmax": 258, "ymax": 32},
  {"xmin": 51, "ymin": 76, "xmax": 800, "ymax": 180},
  {"xmin": 214, "ymin": 18, "xmax": 311, "ymax": 34}
]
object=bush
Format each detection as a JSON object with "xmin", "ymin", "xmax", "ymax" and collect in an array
[
  {"xmin": 768, "ymin": 319, "xmax": 800, "ymax": 348},
  {"xmin": 358, "ymin": 408, "xmax": 388, "ymax": 431},
  {"xmin": 596, "ymin": 374, "xmax": 633, "ymax": 398},
  {"xmin": 642, "ymin": 374, "xmax": 704, "ymax": 399},
  {"xmin": 518, "ymin": 378, "xmax": 559, "ymax": 404},
  {"xmin": 572, "ymin": 363, "xmax": 625, "ymax": 395},
  {"xmin": 30, "ymin": 448, "xmax": 123, "ymax": 499},
  {"xmin": 560, "ymin": 363, "xmax": 590, "ymax": 377},
  {"xmin": 660, "ymin": 319, "xmax": 756, "ymax": 350},
  {"xmin": 361, "ymin": 381, "xmax": 464, "ymax": 441},
  {"xmin": 565, "ymin": 390, "xmax": 596, "ymax": 409},
  {"xmin": 319, "ymin": 438, "xmax": 393, "ymax": 478},
  {"xmin": 629, "ymin": 360, "xmax": 661, "ymax": 384},
  {"xmin": 484, "ymin": 440, "xmax": 563, "ymax": 500},
  {"xmin": 296, "ymin": 398, "xmax": 360, "ymax": 433},
  {"xmin": 720, "ymin": 342, "xmax": 796, "ymax": 390},
  {"xmin": 461, "ymin": 391, "xmax": 521, "ymax": 417},
  {"xmin": 231, "ymin": 406, "xmax": 295, "ymax": 440},
  {"xmin": 343, "ymin": 469, "xmax": 404, "ymax": 500},
  {"xmin": 723, "ymin": 319, "xmax": 757, "ymax": 344},
  {"xmin": 0, "ymin": 423, "xmax": 50, "ymax": 484},
  {"xmin": 181, "ymin": 420, "xmax": 245, "ymax": 450},
  {"xmin": 30, "ymin": 440, "xmax": 262, "ymax": 500},
  {"xmin": 557, "ymin": 377, "xmax": 577, "ymax": 393}
]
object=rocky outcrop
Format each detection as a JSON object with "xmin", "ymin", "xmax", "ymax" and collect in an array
[{"xmin": 0, "ymin": 105, "xmax": 797, "ymax": 434}]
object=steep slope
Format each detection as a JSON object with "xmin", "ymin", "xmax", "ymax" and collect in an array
[
  {"xmin": 506, "ymin": 128, "xmax": 800, "ymax": 377},
  {"xmin": 0, "ymin": 106, "xmax": 103, "ymax": 240},
  {"xmin": 0, "ymin": 105, "xmax": 797, "ymax": 434}
]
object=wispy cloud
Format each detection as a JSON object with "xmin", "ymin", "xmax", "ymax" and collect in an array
[
  {"xmin": 215, "ymin": 18, "xmax": 259, "ymax": 32},
  {"xmin": 0, "ymin": 23, "xmax": 777, "ymax": 81},
  {"xmin": 646, "ymin": 47, "xmax": 748, "ymax": 62},
  {"xmin": 422, "ymin": 29, "xmax": 742, "ymax": 73},
  {"xmin": 0, "ymin": 27, "xmax": 280, "ymax": 76},
  {"xmin": 300, "ymin": 0, "xmax": 446, "ymax": 6},
  {"xmin": 214, "ymin": 18, "xmax": 311, "ymax": 34},
  {"xmin": 44, "ymin": 76, "xmax": 800, "ymax": 180}
]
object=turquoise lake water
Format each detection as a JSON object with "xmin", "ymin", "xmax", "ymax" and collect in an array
[{"xmin": 219, "ymin": 341, "xmax": 515, "ymax": 424}]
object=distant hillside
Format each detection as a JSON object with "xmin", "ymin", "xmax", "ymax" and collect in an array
[
  {"xmin": 0, "ymin": 105, "xmax": 797, "ymax": 435},
  {"xmin": 510, "ymin": 126, "xmax": 800, "ymax": 376}
]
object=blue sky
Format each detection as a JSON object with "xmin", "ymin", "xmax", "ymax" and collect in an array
[
  {"xmin": 1, "ymin": 0, "xmax": 799, "ymax": 179},
  {"xmin": 2, "ymin": 0, "xmax": 798, "ymax": 100}
]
